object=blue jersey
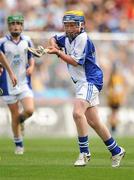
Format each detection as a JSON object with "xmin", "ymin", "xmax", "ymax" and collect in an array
[
  {"xmin": 0, "ymin": 34, "xmax": 33, "ymax": 96},
  {"xmin": 54, "ymin": 32, "xmax": 103, "ymax": 91}
]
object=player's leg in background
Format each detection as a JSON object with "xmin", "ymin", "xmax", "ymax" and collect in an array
[
  {"xmin": 19, "ymin": 97, "xmax": 34, "ymax": 123},
  {"xmin": 85, "ymin": 106, "xmax": 125, "ymax": 167},
  {"xmin": 18, "ymin": 97, "xmax": 34, "ymax": 135},
  {"xmin": 73, "ymin": 99, "xmax": 91, "ymax": 166},
  {"xmin": 8, "ymin": 102, "xmax": 24, "ymax": 155},
  {"xmin": 108, "ymin": 106, "xmax": 120, "ymax": 134}
]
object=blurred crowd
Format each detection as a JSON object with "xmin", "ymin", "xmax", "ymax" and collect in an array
[
  {"xmin": 0, "ymin": 0, "xmax": 133, "ymax": 35},
  {"xmin": 0, "ymin": 0, "xmax": 134, "ymax": 106}
]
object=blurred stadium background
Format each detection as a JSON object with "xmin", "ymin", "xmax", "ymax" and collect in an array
[{"xmin": 0, "ymin": 0, "xmax": 134, "ymax": 137}]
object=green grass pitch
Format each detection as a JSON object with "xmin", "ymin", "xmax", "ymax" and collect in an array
[{"xmin": 0, "ymin": 137, "xmax": 134, "ymax": 180}]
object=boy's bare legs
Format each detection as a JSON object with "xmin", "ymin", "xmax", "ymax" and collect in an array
[
  {"xmin": 8, "ymin": 103, "xmax": 21, "ymax": 138},
  {"xmin": 73, "ymin": 99, "xmax": 89, "ymax": 136},
  {"xmin": 85, "ymin": 106, "xmax": 125, "ymax": 167},
  {"xmin": 8, "ymin": 97, "xmax": 34, "ymax": 155},
  {"xmin": 73, "ymin": 99, "xmax": 91, "ymax": 166},
  {"xmin": 85, "ymin": 106, "xmax": 111, "ymax": 141},
  {"xmin": 8, "ymin": 102, "xmax": 24, "ymax": 154},
  {"xmin": 72, "ymin": 100, "xmax": 125, "ymax": 167},
  {"xmin": 19, "ymin": 97, "xmax": 34, "ymax": 123}
]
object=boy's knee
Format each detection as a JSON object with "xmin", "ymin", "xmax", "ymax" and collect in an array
[
  {"xmin": 19, "ymin": 110, "xmax": 34, "ymax": 123},
  {"xmin": 73, "ymin": 111, "xmax": 83, "ymax": 121},
  {"xmin": 25, "ymin": 110, "xmax": 34, "ymax": 118}
]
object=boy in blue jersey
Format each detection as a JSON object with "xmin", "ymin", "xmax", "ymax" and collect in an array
[
  {"xmin": 0, "ymin": 14, "xmax": 35, "ymax": 155},
  {"xmin": 47, "ymin": 10, "xmax": 126, "ymax": 167}
]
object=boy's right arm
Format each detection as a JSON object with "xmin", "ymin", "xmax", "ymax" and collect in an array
[{"xmin": 49, "ymin": 37, "xmax": 60, "ymax": 49}]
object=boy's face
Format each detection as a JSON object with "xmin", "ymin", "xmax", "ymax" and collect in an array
[
  {"xmin": 64, "ymin": 21, "xmax": 80, "ymax": 39},
  {"xmin": 8, "ymin": 21, "xmax": 23, "ymax": 37}
]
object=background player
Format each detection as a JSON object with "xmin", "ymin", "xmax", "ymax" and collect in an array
[
  {"xmin": 0, "ymin": 14, "xmax": 35, "ymax": 155},
  {"xmin": 107, "ymin": 62, "xmax": 127, "ymax": 134}
]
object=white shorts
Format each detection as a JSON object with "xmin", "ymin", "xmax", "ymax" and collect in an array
[
  {"xmin": 74, "ymin": 81, "xmax": 100, "ymax": 107},
  {"xmin": 2, "ymin": 87, "xmax": 34, "ymax": 104}
]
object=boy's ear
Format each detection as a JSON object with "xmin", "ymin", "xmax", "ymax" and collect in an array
[{"xmin": 81, "ymin": 22, "xmax": 85, "ymax": 27}]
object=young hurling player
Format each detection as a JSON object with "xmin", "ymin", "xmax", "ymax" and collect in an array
[
  {"xmin": 0, "ymin": 51, "xmax": 17, "ymax": 87},
  {"xmin": 0, "ymin": 14, "xmax": 35, "ymax": 155},
  {"xmin": 47, "ymin": 10, "xmax": 125, "ymax": 167}
]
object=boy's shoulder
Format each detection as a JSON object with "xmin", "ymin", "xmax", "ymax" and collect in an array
[
  {"xmin": 0, "ymin": 36, "xmax": 8, "ymax": 44},
  {"xmin": 55, "ymin": 33, "xmax": 66, "ymax": 39},
  {"xmin": 21, "ymin": 34, "xmax": 32, "ymax": 41}
]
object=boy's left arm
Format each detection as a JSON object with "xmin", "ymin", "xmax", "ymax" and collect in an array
[{"xmin": 26, "ymin": 58, "xmax": 35, "ymax": 76}]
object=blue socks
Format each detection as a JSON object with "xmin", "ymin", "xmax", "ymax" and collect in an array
[
  {"xmin": 78, "ymin": 136, "xmax": 89, "ymax": 154},
  {"xmin": 14, "ymin": 137, "xmax": 23, "ymax": 147},
  {"xmin": 78, "ymin": 136, "xmax": 121, "ymax": 156},
  {"xmin": 104, "ymin": 137, "xmax": 121, "ymax": 156}
]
